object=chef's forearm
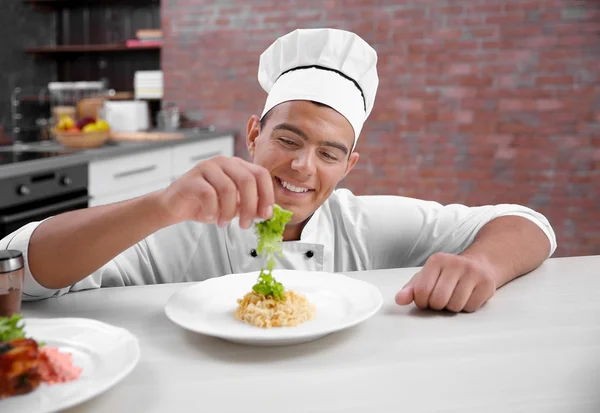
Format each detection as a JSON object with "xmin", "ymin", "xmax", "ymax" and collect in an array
[
  {"xmin": 28, "ymin": 190, "xmax": 170, "ymax": 289},
  {"xmin": 460, "ymin": 216, "xmax": 551, "ymax": 288}
]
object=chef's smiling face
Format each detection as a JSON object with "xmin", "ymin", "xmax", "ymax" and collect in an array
[{"xmin": 247, "ymin": 100, "xmax": 359, "ymax": 237}]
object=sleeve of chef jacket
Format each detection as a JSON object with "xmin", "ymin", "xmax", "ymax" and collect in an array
[
  {"xmin": 0, "ymin": 219, "xmax": 197, "ymax": 301},
  {"xmin": 347, "ymin": 193, "xmax": 557, "ymax": 270}
]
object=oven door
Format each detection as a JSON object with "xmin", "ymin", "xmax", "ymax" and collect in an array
[{"xmin": 0, "ymin": 195, "xmax": 90, "ymax": 238}]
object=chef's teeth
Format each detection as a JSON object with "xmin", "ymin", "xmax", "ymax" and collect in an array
[{"xmin": 281, "ymin": 180, "xmax": 309, "ymax": 193}]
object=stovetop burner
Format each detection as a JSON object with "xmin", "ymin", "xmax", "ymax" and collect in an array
[{"xmin": 0, "ymin": 146, "xmax": 77, "ymax": 166}]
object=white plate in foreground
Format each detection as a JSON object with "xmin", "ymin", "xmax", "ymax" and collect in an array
[
  {"xmin": 165, "ymin": 270, "xmax": 383, "ymax": 346},
  {"xmin": 1, "ymin": 318, "xmax": 140, "ymax": 413}
]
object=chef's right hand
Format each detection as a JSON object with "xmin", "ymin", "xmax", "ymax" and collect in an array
[{"xmin": 159, "ymin": 155, "xmax": 274, "ymax": 229}]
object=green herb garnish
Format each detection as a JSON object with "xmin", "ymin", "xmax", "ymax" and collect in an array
[
  {"xmin": 252, "ymin": 272, "xmax": 286, "ymax": 300},
  {"xmin": 251, "ymin": 204, "xmax": 293, "ymax": 300},
  {"xmin": 0, "ymin": 314, "xmax": 26, "ymax": 342},
  {"xmin": 0, "ymin": 314, "xmax": 45, "ymax": 347}
]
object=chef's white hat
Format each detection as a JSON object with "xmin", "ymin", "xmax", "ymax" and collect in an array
[{"xmin": 258, "ymin": 28, "xmax": 379, "ymax": 150}]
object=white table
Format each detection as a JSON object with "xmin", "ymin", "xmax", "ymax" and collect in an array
[{"xmin": 21, "ymin": 255, "xmax": 600, "ymax": 413}]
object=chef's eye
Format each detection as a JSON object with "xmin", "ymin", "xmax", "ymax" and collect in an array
[
  {"xmin": 320, "ymin": 151, "xmax": 339, "ymax": 162},
  {"xmin": 278, "ymin": 138, "xmax": 298, "ymax": 147}
]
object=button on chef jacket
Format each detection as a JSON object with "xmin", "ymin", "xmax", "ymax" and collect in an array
[{"xmin": 0, "ymin": 188, "xmax": 557, "ymax": 301}]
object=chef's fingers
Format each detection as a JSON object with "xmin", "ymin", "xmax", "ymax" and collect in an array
[
  {"xmin": 202, "ymin": 162, "xmax": 238, "ymax": 227},
  {"xmin": 395, "ymin": 272, "xmax": 418, "ymax": 305},
  {"xmin": 427, "ymin": 267, "xmax": 464, "ymax": 311},
  {"xmin": 445, "ymin": 277, "xmax": 476, "ymax": 313},
  {"xmin": 189, "ymin": 177, "xmax": 218, "ymax": 223},
  {"xmin": 221, "ymin": 161, "xmax": 258, "ymax": 229},
  {"xmin": 243, "ymin": 161, "xmax": 275, "ymax": 220},
  {"xmin": 394, "ymin": 285, "xmax": 414, "ymax": 305},
  {"xmin": 463, "ymin": 284, "xmax": 494, "ymax": 313},
  {"xmin": 413, "ymin": 258, "xmax": 442, "ymax": 310}
]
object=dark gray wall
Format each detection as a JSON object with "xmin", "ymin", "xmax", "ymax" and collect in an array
[{"xmin": 0, "ymin": 2, "xmax": 56, "ymax": 141}]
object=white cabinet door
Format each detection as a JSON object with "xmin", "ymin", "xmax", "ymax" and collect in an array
[
  {"xmin": 89, "ymin": 148, "xmax": 171, "ymax": 199},
  {"xmin": 171, "ymin": 136, "xmax": 234, "ymax": 180},
  {"xmin": 88, "ymin": 136, "xmax": 235, "ymax": 207}
]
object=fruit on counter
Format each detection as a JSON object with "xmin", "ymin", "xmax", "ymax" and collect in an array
[
  {"xmin": 54, "ymin": 115, "xmax": 110, "ymax": 134},
  {"xmin": 95, "ymin": 119, "xmax": 110, "ymax": 131},
  {"xmin": 75, "ymin": 117, "xmax": 96, "ymax": 130},
  {"xmin": 56, "ymin": 115, "xmax": 75, "ymax": 131}
]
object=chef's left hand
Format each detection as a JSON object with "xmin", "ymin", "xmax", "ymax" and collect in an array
[{"xmin": 394, "ymin": 252, "xmax": 498, "ymax": 313}]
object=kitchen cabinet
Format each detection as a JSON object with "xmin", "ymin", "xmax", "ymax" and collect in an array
[
  {"xmin": 89, "ymin": 135, "xmax": 234, "ymax": 207},
  {"xmin": 89, "ymin": 147, "xmax": 171, "ymax": 201},
  {"xmin": 171, "ymin": 138, "xmax": 235, "ymax": 181}
]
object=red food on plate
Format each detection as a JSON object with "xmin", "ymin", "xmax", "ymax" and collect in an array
[
  {"xmin": 0, "ymin": 338, "xmax": 42, "ymax": 399},
  {"xmin": 0, "ymin": 338, "xmax": 81, "ymax": 399},
  {"xmin": 38, "ymin": 346, "xmax": 81, "ymax": 385}
]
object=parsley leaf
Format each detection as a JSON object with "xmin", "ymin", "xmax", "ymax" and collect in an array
[
  {"xmin": 0, "ymin": 314, "xmax": 26, "ymax": 342},
  {"xmin": 251, "ymin": 204, "xmax": 293, "ymax": 300}
]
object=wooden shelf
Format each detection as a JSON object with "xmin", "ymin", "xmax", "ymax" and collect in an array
[
  {"xmin": 17, "ymin": 92, "xmax": 162, "ymax": 105},
  {"xmin": 17, "ymin": 94, "xmax": 162, "ymax": 103},
  {"xmin": 23, "ymin": 0, "xmax": 159, "ymax": 6},
  {"xmin": 26, "ymin": 43, "xmax": 161, "ymax": 54}
]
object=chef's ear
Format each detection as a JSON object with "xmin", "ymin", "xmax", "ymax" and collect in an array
[
  {"xmin": 246, "ymin": 115, "xmax": 261, "ymax": 158},
  {"xmin": 343, "ymin": 152, "xmax": 359, "ymax": 178}
]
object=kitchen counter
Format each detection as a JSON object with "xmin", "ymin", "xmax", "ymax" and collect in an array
[
  {"xmin": 20, "ymin": 255, "xmax": 600, "ymax": 413},
  {"xmin": 0, "ymin": 128, "xmax": 238, "ymax": 179}
]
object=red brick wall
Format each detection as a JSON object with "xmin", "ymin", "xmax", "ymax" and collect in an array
[{"xmin": 162, "ymin": 0, "xmax": 600, "ymax": 257}]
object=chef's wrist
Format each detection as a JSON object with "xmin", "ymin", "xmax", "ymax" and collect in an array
[
  {"xmin": 460, "ymin": 249, "xmax": 508, "ymax": 289},
  {"xmin": 144, "ymin": 189, "xmax": 179, "ymax": 229}
]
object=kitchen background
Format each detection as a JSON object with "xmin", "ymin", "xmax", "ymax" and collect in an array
[{"xmin": 1, "ymin": 0, "xmax": 598, "ymax": 257}]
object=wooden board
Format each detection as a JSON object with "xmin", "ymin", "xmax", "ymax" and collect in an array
[{"xmin": 109, "ymin": 131, "xmax": 185, "ymax": 142}]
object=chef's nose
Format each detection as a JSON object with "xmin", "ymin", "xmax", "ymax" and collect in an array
[{"xmin": 291, "ymin": 148, "xmax": 316, "ymax": 176}]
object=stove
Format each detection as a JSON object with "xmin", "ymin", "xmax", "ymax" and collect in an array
[
  {"xmin": 0, "ymin": 149, "xmax": 89, "ymax": 239},
  {"xmin": 0, "ymin": 150, "xmax": 77, "ymax": 166},
  {"xmin": 0, "ymin": 144, "xmax": 78, "ymax": 166}
]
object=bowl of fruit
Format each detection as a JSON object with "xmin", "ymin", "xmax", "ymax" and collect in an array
[{"xmin": 53, "ymin": 115, "xmax": 111, "ymax": 149}]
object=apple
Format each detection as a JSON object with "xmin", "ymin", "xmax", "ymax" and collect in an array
[{"xmin": 76, "ymin": 117, "xmax": 96, "ymax": 130}]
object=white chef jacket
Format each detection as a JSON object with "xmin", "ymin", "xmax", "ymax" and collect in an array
[{"xmin": 0, "ymin": 188, "xmax": 556, "ymax": 301}]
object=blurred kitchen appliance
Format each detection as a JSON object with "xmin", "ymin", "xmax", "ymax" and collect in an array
[
  {"xmin": 103, "ymin": 100, "xmax": 150, "ymax": 132},
  {"xmin": 0, "ymin": 162, "xmax": 89, "ymax": 239},
  {"xmin": 156, "ymin": 101, "xmax": 180, "ymax": 131},
  {"xmin": 48, "ymin": 81, "xmax": 108, "ymax": 121},
  {"xmin": 48, "ymin": 81, "xmax": 106, "ymax": 106}
]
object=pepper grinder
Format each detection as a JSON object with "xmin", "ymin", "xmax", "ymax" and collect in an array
[{"xmin": 0, "ymin": 250, "xmax": 24, "ymax": 317}]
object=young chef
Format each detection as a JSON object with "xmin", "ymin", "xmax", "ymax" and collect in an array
[{"xmin": 0, "ymin": 28, "xmax": 556, "ymax": 313}]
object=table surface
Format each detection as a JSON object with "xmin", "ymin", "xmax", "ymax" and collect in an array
[{"xmin": 19, "ymin": 255, "xmax": 600, "ymax": 413}]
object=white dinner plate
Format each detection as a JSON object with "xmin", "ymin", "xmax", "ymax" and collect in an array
[
  {"xmin": 1, "ymin": 318, "xmax": 140, "ymax": 413},
  {"xmin": 165, "ymin": 269, "xmax": 383, "ymax": 346}
]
